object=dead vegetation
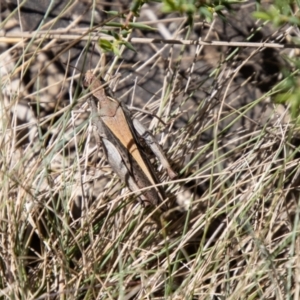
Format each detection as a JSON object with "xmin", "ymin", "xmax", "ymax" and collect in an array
[{"xmin": 1, "ymin": 1, "xmax": 300, "ymax": 299}]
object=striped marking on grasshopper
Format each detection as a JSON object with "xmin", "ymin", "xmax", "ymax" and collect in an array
[{"xmin": 83, "ymin": 70, "xmax": 156, "ymax": 186}]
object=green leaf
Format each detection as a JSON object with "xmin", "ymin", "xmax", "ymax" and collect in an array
[
  {"xmin": 121, "ymin": 41, "xmax": 136, "ymax": 52},
  {"xmin": 106, "ymin": 22, "xmax": 123, "ymax": 28},
  {"xmin": 130, "ymin": 0, "xmax": 144, "ymax": 15},
  {"xmin": 182, "ymin": 3, "xmax": 195, "ymax": 14},
  {"xmin": 120, "ymin": 30, "xmax": 130, "ymax": 37},
  {"xmin": 98, "ymin": 39, "xmax": 113, "ymax": 53},
  {"xmin": 274, "ymin": 93, "xmax": 290, "ymax": 104},
  {"xmin": 103, "ymin": 10, "xmax": 120, "ymax": 16},
  {"xmin": 288, "ymin": 16, "xmax": 300, "ymax": 26},
  {"xmin": 252, "ymin": 11, "xmax": 272, "ymax": 21},
  {"xmin": 128, "ymin": 22, "xmax": 157, "ymax": 30},
  {"xmin": 199, "ymin": 7, "xmax": 213, "ymax": 21},
  {"xmin": 111, "ymin": 31, "xmax": 120, "ymax": 40},
  {"xmin": 161, "ymin": 0, "xmax": 178, "ymax": 13},
  {"xmin": 214, "ymin": 5, "xmax": 225, "ymax": 12}
]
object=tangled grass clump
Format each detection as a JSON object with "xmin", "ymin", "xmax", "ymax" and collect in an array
[{"xmin": 1, "ymin": 1, "xmax": 300, "ymax": 299}]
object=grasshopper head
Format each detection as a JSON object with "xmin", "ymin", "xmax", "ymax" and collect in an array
[{"xmin": 83, "ymin": 70, "xmax": 94, "ymax": 89}]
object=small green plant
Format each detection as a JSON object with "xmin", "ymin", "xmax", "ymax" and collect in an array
[
  {"xmin": 253, "ymin": 1, "xmax": 300, "ymax": 121},
  {"xmin": 162, "ymin": 0, "xmax": 244, "ymax": 21},
  {"xmin": 274, "ymin": 66, "xmax": 300, "ymax": 121},
  {"xmin": 253, "ymin": 2, "xmax": 300, "ymax": 27}
]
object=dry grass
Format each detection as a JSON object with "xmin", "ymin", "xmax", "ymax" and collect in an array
[{"xmin": 1, "ymin": 1, "xmax": 300, "ymax": 299}]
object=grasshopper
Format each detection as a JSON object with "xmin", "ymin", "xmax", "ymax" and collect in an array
[{"xmin": 83, "ymin": 70, "xmax": 176, "ymax": 210}]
